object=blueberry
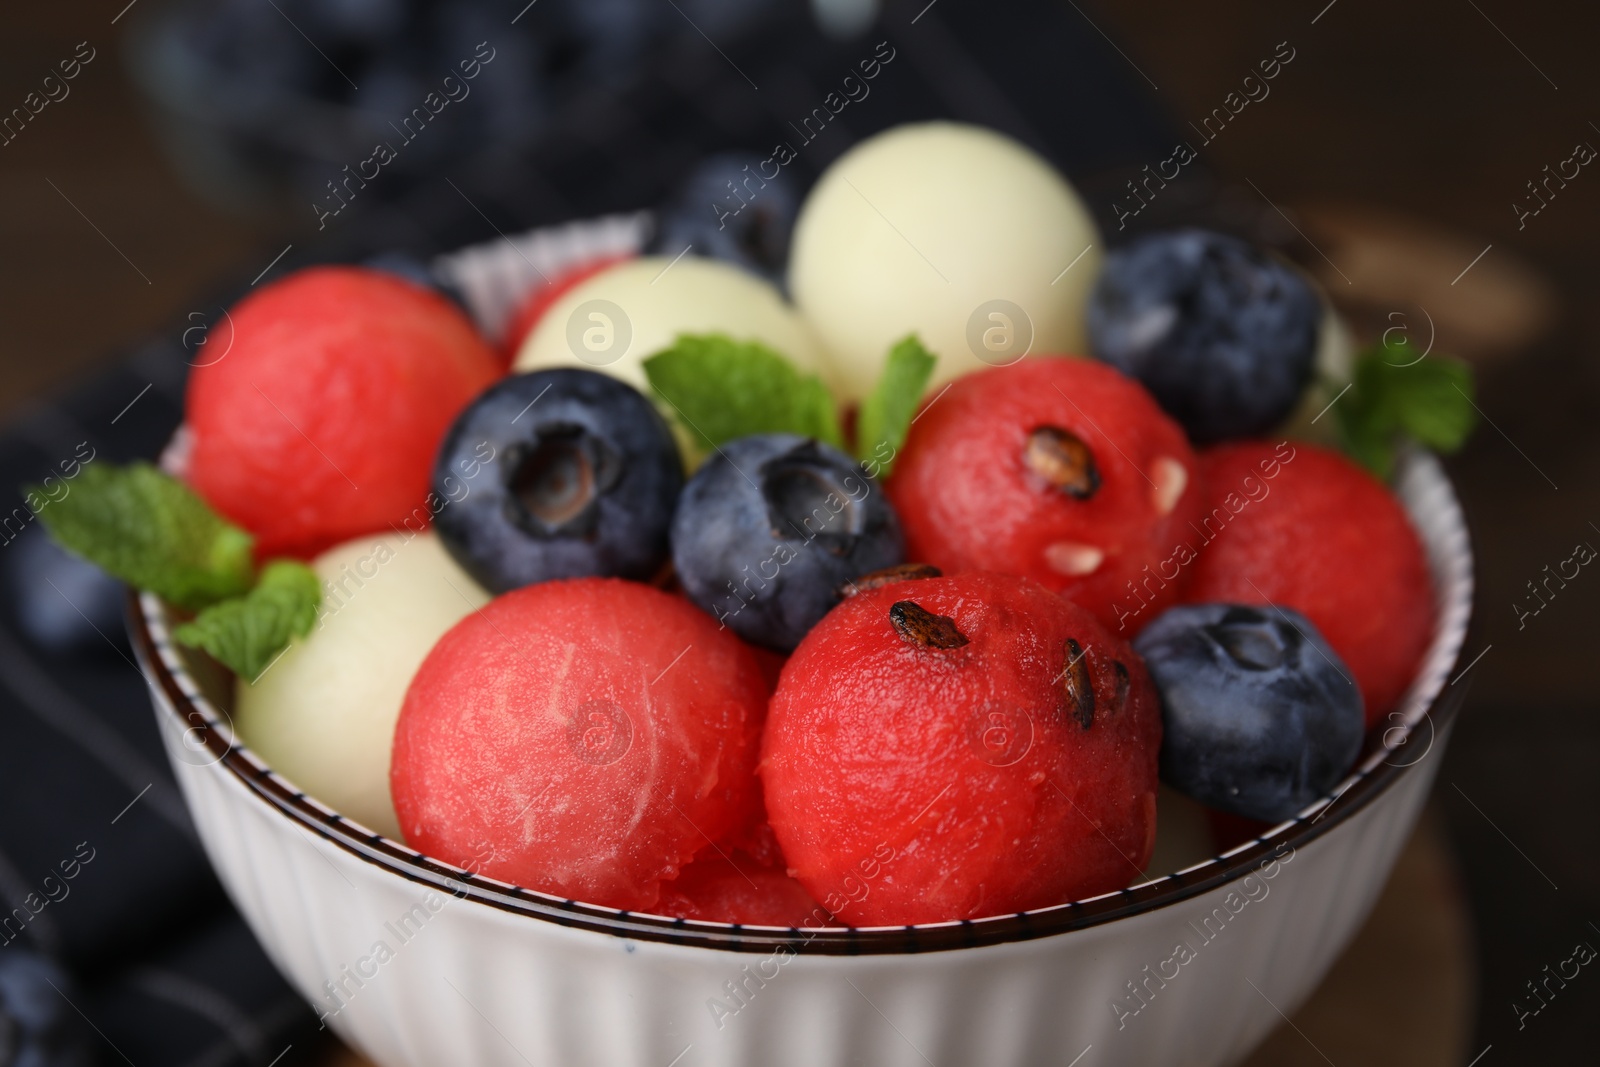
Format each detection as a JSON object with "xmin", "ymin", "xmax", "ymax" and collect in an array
[
  {"xmin": 671, "ymin": 434, "xmax": 904, "ymax": 650},
  {"xmin": 673, "ymin": 0, "xmax": 782, "ymax": 38},
  {"xmin": 1133, "ymin": 603, "xmax": 1363, "ymax": 823},
  {"xmin": 0, "ymin": 951, "xmax": 93, "ymax": 1067},
  {"xmin": 3, "ymin": 523, "xmax": 128, "ymax": 658},
  {"xmin": 290, "ymin": 0, "xmax": 408, "ymax": 41},
  {"xmin": 1088, "ymin": 229, "xmax": 1322, "ymax": 444},
  {"xmin": 432, "ymin": 370, "xmax": 684, "ymax": 593},
  {"xmin": 563, "ymin": 0, "xmax": 669, "ymax": 79},
  {"xmin": 361, "ymin": 252, "xmax": 472, "ymax": 315},
  {"xmin": 649, "ymin": 153, "xmax": 802, "ymax": 288}
]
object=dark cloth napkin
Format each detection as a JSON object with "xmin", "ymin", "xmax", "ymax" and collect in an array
[{"xmin": 0, "ymin": 2, "xmax": 1183, "ymax": 1063}]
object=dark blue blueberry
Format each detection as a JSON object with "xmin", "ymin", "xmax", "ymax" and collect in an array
[
  {"xmin": 1088, "ymin": 229, "xmax": 1322, "ymax": 444},
  {"xmin": 3, "ymin": 523, "xmax": 128, "ymax": 658},
  {"xmin": 361, "ymin": 252, "xmax": 471, "ymax": 315},
  {"xmin": 0, "ymin": 951, "xmax": 93, "ymax": 1067},
  {"xmin": 288, "ymin": 0, "xmax": 408, "ymax": 41},
  {"xmin": 649, "ymin": 153, "xmax": 802, "ymax": 289},
  {"xmin": 432, "ymin": 370, "xmax": 683, "ymax": 593},
  {"xmin": 562, "ymin": 0, "xmax": 668, "ymax": 83},
  {"xmin": 1133, "ymin": 603, "xmax": 1363, "ymax": 823},
  {"xmin": 673, "ymin": 0, "xmax": 782, "ymax": 38},
  {"xmin": 671, "ymin": 434, "xmax": 904, "ymax": 650}
]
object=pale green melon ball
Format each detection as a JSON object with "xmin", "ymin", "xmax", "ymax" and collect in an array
[
  {"xmin": 513, "ymin": 256, "xmax": 830, "ymax": 392},
  {"xmin": 235, "ymin": 532, "xmax": 489, "ymax": 838},
  {"xmin": 1283, "ymin": 300, "xmax": 1358, "ymax": 444},
  {"xmin": 789, "ymin": 122, "xmax": 1102, "ymax": 402}
]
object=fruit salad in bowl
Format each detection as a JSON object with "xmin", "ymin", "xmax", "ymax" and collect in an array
[{"xmin": 38, "ymin": 122, "xmax": 1473, "ymax": 1067}]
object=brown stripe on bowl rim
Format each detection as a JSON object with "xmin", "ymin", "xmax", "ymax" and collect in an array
[{"xmin": 129, "ymin": 508, "xmax": 1471, "ymax": 956}]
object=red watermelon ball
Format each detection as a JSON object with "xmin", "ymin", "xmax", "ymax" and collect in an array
[
  {"xmin": 186, "ymin": 266, "xmax": 501, "ymax": 560},
  {"xmin": 1184, "ymin": 441, "xmax": 1435, "ymax": 725},
  {"xmin": 391, "ymin": 578, "xmax": 770, "ymax": 912},
  {"xmin": 653, "ymin": 851, "xmax": 822, "ymax": 927},
  {"xmin": 761, "ymin": 570, "xmax": 1162, "ymax": 925},
  {"xmin": 499, "ymin": 253, "xmax": 631, "ymax": 364},
  {"xmin": 887, "ymin": 358, "xmax": 1205, "ymax": 634}
]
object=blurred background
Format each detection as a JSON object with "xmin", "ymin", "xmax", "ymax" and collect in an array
[{"xmin": 0, "ymin": 1, "xmax": 1596, "ymax": 1064}]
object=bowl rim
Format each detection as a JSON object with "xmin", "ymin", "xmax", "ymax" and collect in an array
[{"xmin": 129, "ymin": 452, "xmax": 1474, "ymax": 956}]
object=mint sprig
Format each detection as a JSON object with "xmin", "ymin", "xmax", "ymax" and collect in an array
[
  {"xmin": 173, "ymin": 561, "xmax": 322, "ymax": 681},
  {"xmin": 27, "ymin": 461, "xmax": 323, "ymax": 680},
  {"xmin": 1333, "ymin": 340, "xmax": 1478, "ymax": 478},
  {"xmin": 643, "ymin": 334, "xmax": 845, "ymax": 451},
  {"xmin": 643, "ymin": 331, "xmax": 939, "ymax": 476},
  {"xmin": 31, "ymin": 461, "xmax": 254, "ymax": 610},
  {"xmin": 856, "ymin": 335, "xmax": 936, "ymax": 475}
]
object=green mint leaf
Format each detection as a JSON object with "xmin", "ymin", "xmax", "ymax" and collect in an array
[
  {"xmin": 856, "ymin": 335, "xmax": 937, "ymax": 475},
  {"xmin": 1333, "ymin": 399, "xmax": 1397, "ymax": 479},
  {"xmin": 1334, "ymin": 357, "xmax": 1398, "ymax": 479},
  {"xmin": 30, "ymin": 462, "xmax": 254, "ymax": 610},
  {"xmin": 1333, "ymin": 341, "xmax": 1477, "ymax": 479},
  {"xmin": 1388, "ymin": 356, "xmax": 1477, "ymax": 451},
  {"xmin": 643, "ymin": 334, "xmax": 844, "ymax": 451},
  {"xmin": 173, "ymin": 560, "xmax": 322, "ymax": 681}
]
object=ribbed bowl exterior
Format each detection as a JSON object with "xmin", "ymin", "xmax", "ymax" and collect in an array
[
  {"xmin": 151, "ymin": 689, "xmax": 1447, "ymax": 1067},
  {"xmin": 135, "ymin": 216, "xmax": 1474, "ymax": 1067}
]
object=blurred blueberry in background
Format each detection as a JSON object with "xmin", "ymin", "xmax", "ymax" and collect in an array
[
  {"xmin": 0, "ymin": 950, "xmax": 94, "ymax": 1067},
  {"xmin": 4, "ymin": 524, "xmax": 128, "ymax": 659},
  {"xmin": 362, "ymin": 250, "xmax": 472, "ymax": 311},
  {"xmin": 124, "ymin": 0, "xmax": 798, "ymax": 217},
  {"xmin": 649, "ymin": 152, "xmax": 803, "ymax": 289},
  {"xmin": 810, "ymin": 0, "xmax": 880, "ymax": 38}
]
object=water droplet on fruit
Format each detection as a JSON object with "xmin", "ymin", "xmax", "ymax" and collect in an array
[
  {"xmin": 1043, "ymin": 541, "xmax": 1104, "ymax": 576},
  {"xmin": 1150, "ymin": 456, "xmax": 1188, "ymax": 516},
  {"xmin": 1025, "ymin": 426, "xmax": 1100, "ymax": 499},
  {"xmin": 1061, "ymin": 638, "xmax": 1095, "ymax": 730},
  {"xmin": 888, "ymin": 601, "xmax": 968, "ymax": 650},
  {"xmin": 837, "ymin": 562, "xmax": 942, "ymax": 599}
]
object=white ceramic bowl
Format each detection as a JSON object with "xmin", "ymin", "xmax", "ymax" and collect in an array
[{"xmin": 130, "ymin": 222, "xmax": 1474, "ymax": 1067}]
